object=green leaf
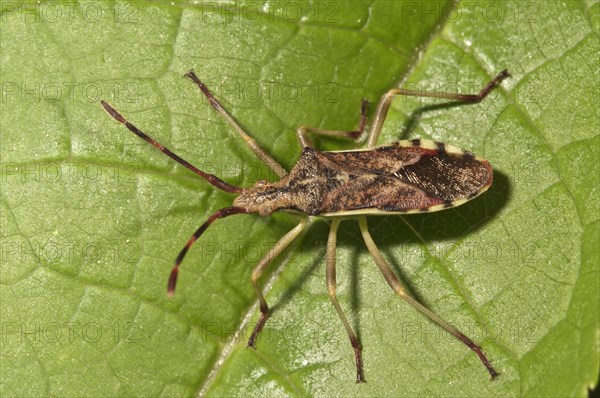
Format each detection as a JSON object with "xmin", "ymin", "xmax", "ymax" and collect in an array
[{"xmin": 1, "ymin": 1, "xmax": 598, "ymax": 397}]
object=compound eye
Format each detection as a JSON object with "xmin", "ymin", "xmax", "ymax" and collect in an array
[{"xmin": 259, "ymin": 206, "xmax": 273, "ymax": 217}]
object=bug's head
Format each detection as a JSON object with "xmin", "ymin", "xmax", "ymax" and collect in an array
[{"xmin": 232, "ymin": 179, "xmax": 291, "ymax": 217}]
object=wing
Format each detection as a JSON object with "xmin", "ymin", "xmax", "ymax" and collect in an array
[{"xmin": 317, "ymin": 139, "xmax": 493, "ymax": 215}]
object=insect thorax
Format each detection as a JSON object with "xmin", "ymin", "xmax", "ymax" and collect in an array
[{"xmin": 233, "ymin": 147, "xmax": 333, "ymax": 216}]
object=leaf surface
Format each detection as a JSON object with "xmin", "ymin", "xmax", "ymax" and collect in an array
[{"xmin": 1, "ymin": 1, "xmax": 598, "ymax": 397}]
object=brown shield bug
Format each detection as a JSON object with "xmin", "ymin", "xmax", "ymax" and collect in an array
[{"xmin": 101, "ymin": 68, "xmax": 510, "ymax": 382}]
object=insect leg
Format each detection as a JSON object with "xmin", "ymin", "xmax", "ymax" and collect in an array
[
  {"xmin": 248, "ymin": 216, "xmax": 309, "ymax": 347},
  {"xmin": 357, "ymin": 217, "xmax": 499, "ymax": 379},
  {"xmin": 326, "ymin": 219, "xmax": 365, "ymax": 383},
  {"xmin": 184, "ymin": 70, "xmax": 288, "ymax": 178},
  {"xmin": 296, "ymin": 99, "xmax": 368, "ymax": 148},
  {"xmin": 366, "ymin": 70, "xmax": 510, "ymax": 148}
]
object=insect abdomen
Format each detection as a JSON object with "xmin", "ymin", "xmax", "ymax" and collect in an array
[{"xmin": 315, "ymin": 140, "xmax": 493, "ymax": 216}]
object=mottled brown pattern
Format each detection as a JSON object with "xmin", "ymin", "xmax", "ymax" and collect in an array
[
  {"xmin": 233, "ymin": 145, "xmax": 492, "ymax": 215},
  {"xmin": 320, "ymin": 175, "xmax": 444, "ymax": 212},
  {"xmin": 320, "ymin": 146, "xmax": 423, "ymax": 174}
]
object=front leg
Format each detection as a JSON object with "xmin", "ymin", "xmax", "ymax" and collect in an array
[{"xmin": 247, "ymin": 217, "xmax": 309, "ymax": 347}]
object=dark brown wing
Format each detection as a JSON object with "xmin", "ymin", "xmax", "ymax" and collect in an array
[{"xmin": 393, "ymin": 150, "xmax": 493, "ymax": 201}]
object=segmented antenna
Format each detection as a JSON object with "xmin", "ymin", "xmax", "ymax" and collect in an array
[
  {"xmin": 100, "ymin": 100, "xmax": 243, "ymax": 194},
  {"xmin": 167, "ymin": 206, "xmax": 249, "ymax": 296}
]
